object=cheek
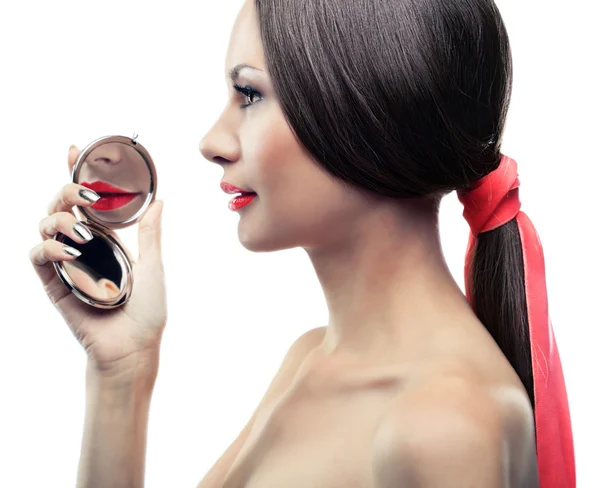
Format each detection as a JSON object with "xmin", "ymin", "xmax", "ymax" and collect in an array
[
  {"xmin": 244, "ymin": 107, "xmax": 290, "ymax": 184},
  {"xmin": 245, "ymin": 112, "xmax": 325, "ymax": 210},
  {"xmin": 80, "ymin": 165, "xmax": 91, "ymax": 181},
  {"xmin": 243, "ymin": 109, "xmax": 363, "ymax": 244}
]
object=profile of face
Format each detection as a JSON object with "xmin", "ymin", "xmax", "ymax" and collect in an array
[
  {"xmin": 78, "ymin": 142, "xmax": 151, "ymax": 223},
  {"xmin": 199, "ymin": 0, "xmax": 374, "ymax": 253}
]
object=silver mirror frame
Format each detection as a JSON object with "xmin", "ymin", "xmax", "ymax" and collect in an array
[
  {"xmin": 53, "ymin": 228, "xmax": 134, "ymax": 309},
  {"xmin": 71, "ymin": 134, "xmax": 157, "ymax": 230},
  {"xmin": 52, "ymin": 134, "xmax": 156, "ymax": 309}
]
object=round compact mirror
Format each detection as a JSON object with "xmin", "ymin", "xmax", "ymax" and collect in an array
[{"xmin": 53, "ymin": 134, "xmax": 157, "ymax": 308}]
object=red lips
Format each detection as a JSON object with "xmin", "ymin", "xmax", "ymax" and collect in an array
[
  {"xmin": 81, "ymin": 181, "xmax": 134, "ymax": 194},
  {"xmin": 220, "ymin": 182, "xmax": 257, "ymax": 211},
  {"xmin": 228, "ymin": 193, "xmax": 257, "ymax": 211},
  {"xmin": 81, "ymin": 181, "xmax": 141, "ymax": 211},
  {"xmin": 220, "ymin": 182, "xmax": 256, "ymax": 195}
]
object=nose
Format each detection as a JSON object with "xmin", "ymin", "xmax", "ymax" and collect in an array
[
  {"xmin": 92, "ymin": 143, "xmax": 122, "ymax": 165},
  {"xmin": 199, "ymin": 128, "xmax": 240, "ymax": 167}
]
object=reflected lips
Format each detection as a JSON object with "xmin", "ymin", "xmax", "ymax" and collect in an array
[{"xmin": 81, "ymin": 181, "xmax": 140, "ymax": 211}]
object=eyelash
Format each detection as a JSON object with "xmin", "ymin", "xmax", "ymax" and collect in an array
[{"xmin": 233, "ymin": 83, "xmax": 263, "ymax": 108}]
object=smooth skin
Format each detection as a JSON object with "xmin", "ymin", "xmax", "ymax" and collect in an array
[
  {"xmin": 31, "ymin": 145, "xmax": 166, "ymax": 367},
  {"xmin": 197, "ymin": 0, "xmax": 539, "ymax": 487},
  {"xmin": 30, "ymin": 144, "xmax": 166, "ymax": 487},
  {"xmin": 30, "ymin": 0, "xmax": 539, "ymax": 487}
]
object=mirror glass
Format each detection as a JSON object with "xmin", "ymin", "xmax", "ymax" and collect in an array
[
  {"xmin": 53, "ymin": 135, "xmax": 156, "ymax": 308},
  {"xmin": 76, "ymin": 142, "xmax": 151, "ymax": 224},
  {"xmin": 60, "ymin": 234, "xmax": 125, "ymax": 301}
]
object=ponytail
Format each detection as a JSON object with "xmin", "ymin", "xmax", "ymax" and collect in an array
[
  {"xmin": 470, "ymin": 219, "xmax": 534, "ymax": 408},
  {"xmin": 458, "ymin": 154, "xmax": 575, "ymax": 487}
]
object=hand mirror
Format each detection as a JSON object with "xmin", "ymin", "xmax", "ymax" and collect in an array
[{"xmin": 53, "ymin": 134, "xmax": 157, "ymax": 308}]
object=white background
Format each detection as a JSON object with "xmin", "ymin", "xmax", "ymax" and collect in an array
[{"xmin": 0, "ymin": 0, "xmax": 598, "ymax": 486}]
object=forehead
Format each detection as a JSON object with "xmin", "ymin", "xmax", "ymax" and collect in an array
[{"xmin": 224, "ymin": 0, "xmax": 266, "ymax": 80}]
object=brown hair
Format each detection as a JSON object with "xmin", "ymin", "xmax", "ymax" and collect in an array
[{"xmin": 254, "ymin": 0, "xmax": 534, "ymax": 407}]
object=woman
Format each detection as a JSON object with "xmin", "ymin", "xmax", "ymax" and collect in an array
[{"xmin": 29, "ymin": 0, "xmax": 575, "ymax": 486}]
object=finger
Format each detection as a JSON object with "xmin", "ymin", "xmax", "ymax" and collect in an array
[
  {"xmin": 29, "ymin": 239, "xmax": 82, "ymax": 268},
  {"xmin": 47, "ymin": 182, "xmax": 101, "ymax": 216},
  {"xmin": 138, "ymin": 200, "xmax": 164, "ymax": 263},
  {"xmin": 39, "ymin": 212, "xmax": 94, "ymax": 243},
  {"xmin": 68, "ymin": 144, "xmax": 80, "ymax": 175},
  {"xmin": 29, "ymin": 239, "xmax": 83, "ymax": 298}
]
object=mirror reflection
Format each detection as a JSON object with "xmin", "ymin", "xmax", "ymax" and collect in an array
[
  {"xmin": 77, "ymin": 142, "xmax": 151, "ymax": 223},
  {"xmin": 61, "ymin": 235, "xmax": 124, "ymax": 301}
]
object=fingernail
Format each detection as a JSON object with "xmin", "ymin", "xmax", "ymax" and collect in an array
[
  {"xmin": 62, "ymin": 245, "xmax": 82, "ymax": 257},
  {"xmin": 79, "ymin": 188, "xmax": 101, "ymax": 203},
  {"xmin": 73, "ymin": 222, "xmax": 94, "ymax": 241},
  {"xmin": 69, "ymin": 144, "xmax": 77, "ymax": 151}
]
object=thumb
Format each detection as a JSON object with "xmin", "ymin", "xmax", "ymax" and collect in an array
[{"xmin": 138, "ymin": 200, "xmax": 164, "ymax": 263}]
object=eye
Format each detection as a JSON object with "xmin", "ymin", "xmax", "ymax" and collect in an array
[{"xmin": 233, "ymin": 83, "xmax": 263, "ymax": 108}]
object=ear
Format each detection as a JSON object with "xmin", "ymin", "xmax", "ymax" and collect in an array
[{"xmin": 68, "ymin": 144, "xmax": 81, "ymax": 175}]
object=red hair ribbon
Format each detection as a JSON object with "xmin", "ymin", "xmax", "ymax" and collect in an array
[{"xmin": 456, "ymin": 154, "xmax": 575, "ymax": 487}]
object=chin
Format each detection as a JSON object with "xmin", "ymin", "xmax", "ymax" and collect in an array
[
  {"xmin": 237, "ymin": 223, "xmax": 299, "ymax": 253},
  {"xmin": 238, "ymin": 233, "xmax": 287, "ymax": 253}
]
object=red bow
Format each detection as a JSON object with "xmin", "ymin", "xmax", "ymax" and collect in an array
[{"xmin": 457, "ymin": 154, "xmax": 576, "ymax": 487}]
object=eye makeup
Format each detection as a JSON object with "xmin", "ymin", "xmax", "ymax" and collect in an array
[{"xmin": 233, "ymin": 83, "xmax": 263, "ymax": 108}]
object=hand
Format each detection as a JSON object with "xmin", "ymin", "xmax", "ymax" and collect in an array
[{"xmin": 29, "ymin": 145, "xmax": 167, "ymax": 377}]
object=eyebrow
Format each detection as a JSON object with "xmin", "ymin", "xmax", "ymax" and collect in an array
[{"xmin": 228, "ymin": 63, "xmax": 263, "ymax": 82}]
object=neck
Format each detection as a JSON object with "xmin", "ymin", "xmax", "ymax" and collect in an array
[{"xmin": 304, "ymin": 196, "xmax": 475, "ymax": 364}]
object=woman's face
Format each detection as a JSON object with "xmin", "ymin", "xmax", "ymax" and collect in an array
[{"xmin": 199, "ymin": 0, "xmax": 373, "ymax": 253}]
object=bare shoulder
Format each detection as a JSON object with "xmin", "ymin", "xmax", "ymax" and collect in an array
[
  {"xmin": 194, "ymin": 326, "xmax": 326, "ymax": 488},
  {"xmin": 258, "ymin": 325, "xmax": 327, "ymax": 398},
  {"xmin": 372, "ymin": 371, "xmax": 539, "ymax": 488},
  {"xmin": 281, "ymin": 326, "xmax": 327, "ymax": 369},
  {"xmin": 289, "ymin": 325, "xmax": 327, "ymax": 352}
]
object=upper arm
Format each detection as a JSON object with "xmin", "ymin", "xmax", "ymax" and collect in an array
[
  {"xmin": 196, "ymin": 326, "xmax": 326, "ymax": 488},
  {"xmin": 373, "ymin": 376, "xmax": 535, "ymax": 488}
]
